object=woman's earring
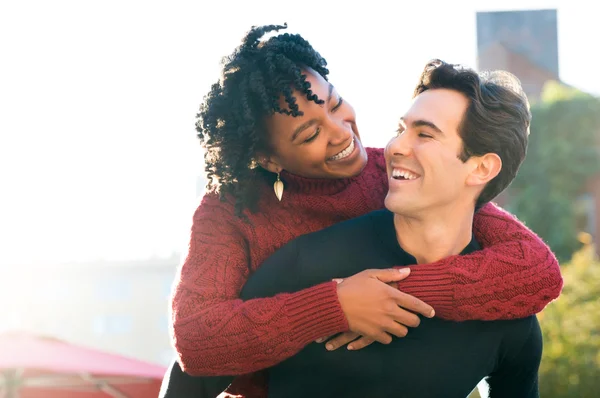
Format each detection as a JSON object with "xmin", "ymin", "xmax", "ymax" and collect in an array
[{"xmin": 274, "ymin": 172, "xmax": 284, "ymax": 201}]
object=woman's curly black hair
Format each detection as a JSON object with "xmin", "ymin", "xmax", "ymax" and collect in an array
[{"xmin": 195, "ymin": 23, "xmax": 329, "ymax": 216}]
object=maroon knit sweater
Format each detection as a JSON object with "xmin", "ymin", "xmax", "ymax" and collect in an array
[{"xmin": 171, "ymin": 147, "xmax": 562, "ymax": 393}]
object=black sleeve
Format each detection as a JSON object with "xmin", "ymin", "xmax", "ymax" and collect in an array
[
  {"xmin": 486, "ymin": 316, "xmax": 542, "ymax": 398},
  {"xmin": 159, "ymin": 358, "xmax": 233, "ymax": 398},
  {"xmin": 240, "ymin": 238, "xmax": 304, "ymax": 300}
]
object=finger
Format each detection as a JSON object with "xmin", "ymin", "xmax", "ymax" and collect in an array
[
  {"xmin": 363, "ymin": 330, "xmax": 393, "ymax": 345},
  {"xmin": 392, "ymin": 290, "xmax": 435, "ymax": 318},
  {"xmin": 383, "ymin": 321, "xmax": 409, "ymax": 339},
  {"xmin": 388, "ymin": 307, "xmax": 421, "ymax": 328},
  {"xmin": 315, "ymin": 335, "xmax": 332, "ymax": 343},
  {"xmin": 325, "ymin": 332, "xmax": 361, "ymax": 351},
  {"xmin": 368, "ymin": 267, "xmax": 411, "ymax": 283},
  {"xmin": 347, "ymin": 337, "xmax": 375, "ymax": 351}
]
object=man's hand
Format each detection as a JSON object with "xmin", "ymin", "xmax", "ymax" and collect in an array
[{"xmin": 332, "ymin": 268, "xmax": 434, "ymax": 346}]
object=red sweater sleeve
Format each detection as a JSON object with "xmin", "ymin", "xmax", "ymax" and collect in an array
[
  {"xmin": 170, "ymin": 195, "xmax": 348, "ymax": 376},
  {"xmin": 397, "ymin": 202, "xmax": 563, "ymax": 321}
]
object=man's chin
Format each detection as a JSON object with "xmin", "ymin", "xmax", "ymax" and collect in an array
[
  {"xmin": 384, "ymin": 196, "xmax": 406, "ymax": 215},
  {"xmin": 385, "ymin": 196, "xmax": 423, "ymax": 217}
]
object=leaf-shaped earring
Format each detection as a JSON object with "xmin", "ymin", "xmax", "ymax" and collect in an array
[{"xmin": 274, "ymin": 172, "xmax": 284, "ymax": 201}]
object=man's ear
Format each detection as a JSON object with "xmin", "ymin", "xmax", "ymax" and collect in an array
[{"xmin": 466, "ymin": 153, "xmax": 502, "ymax": 187}]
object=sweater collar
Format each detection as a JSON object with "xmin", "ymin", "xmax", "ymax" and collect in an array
[
  {"xmin": 259, "ymin": 149, "xmax": 378, "ymax": 196},
  {"xmin": 277, "ymin": 170, "xmax": 360, "ymax": 196}
]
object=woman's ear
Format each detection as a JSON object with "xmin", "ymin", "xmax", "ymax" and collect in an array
[{"xmin": 256, "ymin": 154, "xmax": 283, "ymax": 174}]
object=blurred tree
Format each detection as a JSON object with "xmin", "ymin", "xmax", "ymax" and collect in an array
[
  {"xmin": 508, "ymin": 81, "xmax": 600, "ymax": 261},
  {"xmin": 537, "ymin": 235, "xmax": 600, "ymax": 397}
]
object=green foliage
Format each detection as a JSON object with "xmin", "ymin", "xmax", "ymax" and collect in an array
[
  {"xmin": 541, "ymin": 80, "xmax": 593, "ymax": 103},
  {"xmin": 537, "ymin": 242, "xmax": 600, "ymax": 397},
  {"xmin": 508, "ymin": 82, "xmax": 600, "ymax": 261}
]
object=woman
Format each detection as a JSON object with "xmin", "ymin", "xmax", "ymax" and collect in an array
[{"xmin": 167, "ymin": 24, "xmax": 562, "ymax": 397}]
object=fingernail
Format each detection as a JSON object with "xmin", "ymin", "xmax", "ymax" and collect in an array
[
  {"xmin": 347, "ymin": 345, "xmax": 354, "ymax": 350},
  {"xmin": 326, "ymin": 344, "xmax": 333, "ymax": 351},
  {"xmin": 399, "ymin": 268, "xmax": 409, "ymax": 274},
  {"xmin": 429, "ymin": 309, "xmax": 435, "ymax": 318},
  {"xmin": 316, "ymin": 338, "xmax": 325, "ymax": 343}
]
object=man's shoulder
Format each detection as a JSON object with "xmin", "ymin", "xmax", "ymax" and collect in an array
[
  {"xmin": 479, "ymin": 315, "xmax": 541, "ymax": 363},
  {"xmin": 491, "ymin": 315, "xmax": 539, "ymax": 334},
  {"xmin": 500, "ymin": 315, "xmax": 541, "ymax": 349},
  {"xmin": 295, "ymin": 209, "xmax": 391, "ymax": 247}
]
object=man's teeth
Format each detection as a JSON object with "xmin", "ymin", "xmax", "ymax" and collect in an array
[
  {"xmin": 392, "ymin": 168, "xmax": 419, "ymax": 180},
  {"xmin": 329, "ymin": 140, "xmax": 355, "ymax": 161}
]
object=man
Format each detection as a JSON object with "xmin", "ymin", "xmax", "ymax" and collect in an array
[{"xmin": 240, "ymin": 59, "xmax": 543, "ymax": 397}]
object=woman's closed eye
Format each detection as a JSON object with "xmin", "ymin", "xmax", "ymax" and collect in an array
[
  {"xmin": 331, "ymin": 97, "xmax": 344, "ymax": 113},
  {"xmin": 304, "ymin": 127, "xmax": 321, "ymax": 143},
  {"xmin": 302, "ymin": 96, "xmax": 343, "ymax": 143}
]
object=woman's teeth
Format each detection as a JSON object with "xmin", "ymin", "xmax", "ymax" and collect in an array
[{"xmin": 329, "ymin": 140, "xmax": 355, "ymax": 161}]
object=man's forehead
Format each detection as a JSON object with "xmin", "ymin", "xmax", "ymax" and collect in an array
[{"xmin": 403, "ymin": 89, "xmax": 468, "ymax": 127}]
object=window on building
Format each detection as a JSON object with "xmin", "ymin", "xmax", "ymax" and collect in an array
[
  {"xmin": 92, "ymin": 314, "xmax": 133, "ymax": 336},
  {"xmin": 95, "ymin": 277, "xmax": 132, "ymax": 301},
  {"xmin": 159, "ymin": 349, "xmax": 175, "ymax": 366},
  {"xmin": 41, "ymin": 278, "xmax": 73, "ymax": 301},
  {"xmin": 159, "ymin": 314, "xmax": 170, "ymax": 333},
  {"xmin": 163, "ymin": 278, "xmax": 173, "ymax": 300}
]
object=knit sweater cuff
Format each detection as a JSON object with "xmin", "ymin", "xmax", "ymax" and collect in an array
[
  {"xmin": 286, "ymin": 281, "xmax": 349, "ymax": 345},
  {"xmin": 396, "ymin": 265, "xmax": 456, "ymax": 316}
]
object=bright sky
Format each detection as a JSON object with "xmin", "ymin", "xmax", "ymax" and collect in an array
[{"xmin": 1, "ymin": 0, "xmax": 597, "ymax": 266}]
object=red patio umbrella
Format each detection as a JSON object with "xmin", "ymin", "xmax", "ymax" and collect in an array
[{"xmin": 0, "ymin": 332, "xmax": 167, "ymax": 398}]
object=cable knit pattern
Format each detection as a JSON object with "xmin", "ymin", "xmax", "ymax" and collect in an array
[
  {"xmin": 171, "ymin": 147, "xmax": 563, "ymax": 385},
  {"xmin": 399, "ymin": 204, "xmax": 563, "ymax": 321}
]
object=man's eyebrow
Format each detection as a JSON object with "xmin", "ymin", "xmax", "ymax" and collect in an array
[{"xmin": 399, "ymin": 117, "xmax": 444, "ymax": 135}]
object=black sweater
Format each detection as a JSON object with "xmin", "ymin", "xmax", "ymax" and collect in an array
[{"xmin": 241, "ymin": 209, "xmax": 541, "ymax": 398}]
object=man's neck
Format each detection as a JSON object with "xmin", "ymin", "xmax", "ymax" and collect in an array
[{"xmin": 393, "ymin": 204, "xmax": 475, "ymax": 264}]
